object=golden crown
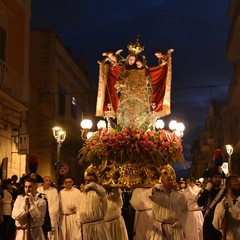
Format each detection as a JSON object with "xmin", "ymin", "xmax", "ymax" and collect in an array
[{"xmin": 127, "ymin": 35, "xmax": 145, "ymax": 55}]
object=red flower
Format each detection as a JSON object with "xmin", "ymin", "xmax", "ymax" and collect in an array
[{"xmin": 79, "ymin": 127, "xmax": 184, "ymax": 166}]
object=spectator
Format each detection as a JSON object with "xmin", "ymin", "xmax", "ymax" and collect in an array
[
  {"xmin": 178, "ymin": 178, "xmax": 186, "ymax": 192},
  {"xmin": 1, "ymin": 179, "xmax": 15, "ymax": 240},
  {"xmin": 197, "ymin": 167, "xmax": 226, "ymax": 240},
  {"xmin": 10, "ymin": 175, "xmax": 22, "ymax": 200}
]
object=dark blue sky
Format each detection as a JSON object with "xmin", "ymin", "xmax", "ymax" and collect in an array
[{"xmin": 31, "ymin": 0, "xmax": 232, "ymax": 164}]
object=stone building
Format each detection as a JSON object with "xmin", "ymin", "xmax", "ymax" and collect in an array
[
  {"xmin": 191, "ymin": 101, "xmax": 227, "ymax": 177},
  {"xmin": 191, "ymin": 0, "xmax": 240, "ymax": 177},
  {"xmin": 0, "ymin": 0, "xmax": 31, "ymax": 179},
  {"xmin": 0, "ymin": 1, "xmax": 96, "ymax": 184},
  {"xmin": 29, "ymin": 30, "xmax": 96, "ymax": 184}
]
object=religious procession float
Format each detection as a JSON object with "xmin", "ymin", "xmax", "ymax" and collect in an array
[{"xmin": 79, "ymin": 37, "xmax": 185, "ymax": 188}]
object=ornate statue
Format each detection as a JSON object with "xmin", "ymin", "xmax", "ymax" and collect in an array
[
  {"xmin": 79, "ymin": 37, "xmax": 184, "ymax": 189},
  {"xmin": 96, "ymin": 37, "xmax": 173, "ymax": 128}
]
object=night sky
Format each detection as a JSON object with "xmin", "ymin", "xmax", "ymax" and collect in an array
[{"xmin": 31, "ymin": 0, "xmax": 232, "ymax": 168}]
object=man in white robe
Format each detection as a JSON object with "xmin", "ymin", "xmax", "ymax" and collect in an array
[
  {"xmin": 59, "ymin": 176, "xmax": 82, "ymax": 240},
  {"xmin": 37, "ymin": 175, "xmax": 60, "ymax": 240},
  {"xmin": 130, "ymin": 187, "xmax": 153, "ymax": 240},
  {"xmin": 77, "ymin": 169, "xmax": 112, "ymax": 240},
  {"xmin": 12, "ymin": 177, "xmax": 46, "ymax": 240},
  {"xmin": 105, "ymin": 188, "xmax": 128, "ymax": 240},
  {"xmin": 182, "ymin": 177, "xmax": 203, "ymax": 240},
  {"xmin": 213, "ymin": 175, "xmax": 240, "ymax": 239},
  {"xmin": 149, "ymin": 172, "xmax": 188, "ymax": 240}
]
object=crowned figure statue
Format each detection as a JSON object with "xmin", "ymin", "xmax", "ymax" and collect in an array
[
  {"xmin": 96, "ymin": 36, "xmax": 173, "ymax": 130},
  {"xmin": 79, "ymin": 37, "xmax": 184, "ymax": 189}
]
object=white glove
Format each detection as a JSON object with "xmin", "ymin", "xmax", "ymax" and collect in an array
[
  {"xmin": 151, "ymin": 183, "xmax": 164, "ymax": 195},
  {"xmin": 154, "ymin": 183, "xmax": 164, "ymax": 191},
  {"xmin": 205, "ymin": 182, "xmax": 213, "ymax": 191},
  {"xmin": 84, "ymin": 182, "xmax": 96, "ymax": 192}
]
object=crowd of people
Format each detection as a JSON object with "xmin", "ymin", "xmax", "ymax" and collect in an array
[{"xmin": 0, "ymin": 165, "xmax": 239, "ymax": 240}]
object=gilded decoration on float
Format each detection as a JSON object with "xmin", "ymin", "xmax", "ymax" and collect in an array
[{"xmin": 79, "ymin": 128, "xmax": 184, "ymax": 187}]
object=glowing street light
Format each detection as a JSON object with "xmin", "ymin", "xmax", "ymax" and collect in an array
[
  {"xmin": 52, "ymin": 126, "xmax": 66, "ymax": 187},
  {"xmin": 225, "ymin": 144, "xmax": 233, "ymax": 175}
]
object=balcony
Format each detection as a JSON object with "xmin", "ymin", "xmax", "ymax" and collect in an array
[{"xmin": 0, "ymin": 59, "xmax": 27, "ymax": 111}]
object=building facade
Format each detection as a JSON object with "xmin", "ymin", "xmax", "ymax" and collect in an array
[
  {"xmin": 191, "ymin": 0, "xmax": 240, "ymax": 177},
  {"xmin": 190, "ymin": 101, "xmax": 228, "ymax": 177},
  {"xmin": 29, "ymin": 30, "xmax": 96, "ymax": 184},
  {"xmin": 0, "ymin": 0, "xmax": 31, "ymax": 179},
  {"xmin": 0, "ymin": 0, "xmax": 96, "ymax": 183}
]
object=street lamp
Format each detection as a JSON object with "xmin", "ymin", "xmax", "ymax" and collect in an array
[
  {"xmin": 52, "ymin": 126, "xmax": 66, "ymax": 187},
  {"xmin": 225, "ymin": 144, "xmax": 233, "ymax": 176}
]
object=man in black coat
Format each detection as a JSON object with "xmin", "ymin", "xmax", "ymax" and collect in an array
[{"xmin": 197, "ymin": 167, "xmax": 226, "ymax": 240}]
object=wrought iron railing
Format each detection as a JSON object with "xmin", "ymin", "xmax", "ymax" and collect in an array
[{"xmin": 0, "ymin": 59, "xmax": 23, "ymax": 102}]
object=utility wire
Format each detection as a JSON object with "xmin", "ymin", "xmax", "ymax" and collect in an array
[
  {"xmin": 46, "ymin": 82, "xmax": 235, "ymax": 95},
  {"xmin": 173, "ymin": 83, "xmax": 232, "ymax": 90}
]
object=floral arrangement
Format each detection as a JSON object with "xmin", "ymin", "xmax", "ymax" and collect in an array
[{"xmin": 79, "ymin": 127, "xmax": 184, "ymax": 167}]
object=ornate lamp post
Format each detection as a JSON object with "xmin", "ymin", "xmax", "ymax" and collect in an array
[
  {"xmin": 52, "ymin": 126, "xmax": 66, "ymax": 187},
  {"xmin": 80, "ymin": 119, "xmax": 93, "ymax": 140},
  {"xmin": 80, "ymin": 118, "xmax": 111, "ymax": 141},
  {"xmin": 225, "ymin": 144, "xmax": 233, "ymax": 176}
]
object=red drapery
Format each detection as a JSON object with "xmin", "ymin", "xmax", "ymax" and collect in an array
[
  {"xmin": 148, "ymin": 64, "xmax": 168, "ymax": 112},
  {"xmin": 103, "ymin": 65, "xmax": 122, "ymax": 112},
  {"xmin": 102, "ymin": 64, "xmax": 170, "ymax": 116}
]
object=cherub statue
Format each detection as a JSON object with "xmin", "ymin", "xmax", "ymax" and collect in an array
[
  {"xmin": 102, "ymin": 49, "xmax": 125, "ymax": 67},
  {"xmin": 155, "ymin": 48, "xmax": 174, "ymax": 66}
]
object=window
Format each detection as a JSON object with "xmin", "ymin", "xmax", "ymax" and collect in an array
[
  {"xmin": 0, "ymin": 27, "xmax": 6, "ymax": 61},
  {"xmin": 59, "ymin": 87, "xmax": 66, "ymax": 116},
  {"xmin": 71, "ymin": 97, "xmax": 78, "ymax": 119}
]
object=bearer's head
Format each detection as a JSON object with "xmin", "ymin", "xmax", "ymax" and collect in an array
[
  {"xmin": 84, "ymin": 165, "xmax": 99, "ymax": 184},
  {"xmin": 160, "ymin": 172, "xmax": 175, "ymax": 192},
  {"xmin": 84, "ymin": 172, "xmax": 98, "ymax": 185}
]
